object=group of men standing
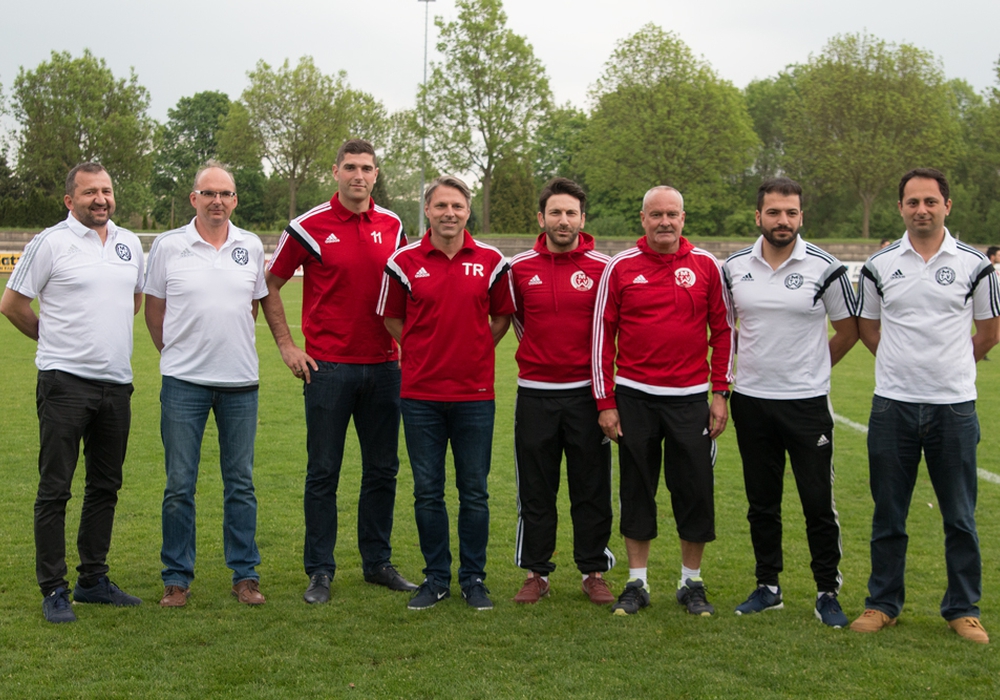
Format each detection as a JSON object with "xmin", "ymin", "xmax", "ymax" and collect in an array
[{"xmin": 3, "ymin": 143, "xmax": 996, "ymax": 645}]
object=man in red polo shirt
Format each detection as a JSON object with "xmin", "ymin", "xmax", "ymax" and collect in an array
[
  {"xmin": 378, "ymin": 175, "xmax": 515, "ymax": 611},
  {"xmin": 261, "ymin": 139, "xmax": 417, "ymax": 604},
  {"xmin": 508, "ymin": 177, "xmax": 616, "ymax": 605}
]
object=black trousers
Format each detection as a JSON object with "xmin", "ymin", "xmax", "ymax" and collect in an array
[
  {"xmin": 731, "ymin": 392, "xmax": 842, "ymax": 593},
  {"xmin": 514, "ymin": 388, "xmax": 614, "ymax": 574},
  {"xmin": 35, "ymin": 370, "xmax": 132, "ymax": 595}
]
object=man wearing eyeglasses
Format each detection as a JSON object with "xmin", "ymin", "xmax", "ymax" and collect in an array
[
  {"xmin": 261, "ymin": 139, "xmax": 416, "ymax": 604},
  {"xmin": 144, "ymin": 162, "xmax": 268, "ymax": 607}
]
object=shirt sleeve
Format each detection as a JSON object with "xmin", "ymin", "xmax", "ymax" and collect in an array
[
  {"xmin": 706, "ymin": 257, "xmax": 735, "ymax": 393},
  {"xmin": 972, "ymin": 257, "xmax": 1000, "ymax": 320},
  {"xmin": 142, "ymin": 237, "xmax": 167, "ymax": 298},
  {"xmin": 857, "ymin": 260, "xmax": 882, "ymax": 320},
  {"xmin": 252, "ymin": 243, "xmax": 268, "ymax": 300},
  {"xmin": 488, "ymin": 262, "xmax": 516, "ymax": 317},
  {"xmin": 377, "ymin": 253, "xmax": 408, "ymax": 320},
  {"xmin": 819, "ymin": 261, "xmax": 856, "ymax": 322},
  {"xmin": 7, "ymin": 232, "xmax": 55, "ymax": 299},
  {"xmin": 267, "ymin": 229, "xmax": 310, "ymax": 280},
  {"xmin": 591, "ymin": 263, "xmax": 620, "ymax": 411},
  {"xmin": 511, "ymin": 264, "xmax": 526, "ymax": 341}
]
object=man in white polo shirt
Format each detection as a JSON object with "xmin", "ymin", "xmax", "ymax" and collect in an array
[
  {"xmin": 1, "ymin": 162, "xmax": 144, "ymax": 623},
  {"xmin": 852, "ymin": 168, "xmax": 1000, "ymax": 644},
  {"xmin": 144, "ymin": 162, "xmax": 268, "ymax": 607},
  {"xmin": 723, "ymin": 177, "xmax": 858, "ymax": 628}
]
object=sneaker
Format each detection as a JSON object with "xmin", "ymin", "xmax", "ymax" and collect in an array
[
  {"xmin": 73, "ymin": 576, "xmax": 141, "ymax": 606},
  {"xmin": 514, "ymin": 575, "xmax": 549, "ymax": 604},
  {"xmin": 462, "ymin": 578, "xmax": 493, "ymax": 610},
  {"xmin": 676, "ymin": 577, "xmax": 714, "ymax": 616},
  {"xmin": 611, "ymin": 579, "xmax": 650, "ymax": 616},
  {"xmin": 582, "ymin": 575, "xmax": 615, "ymax": 605},
  {"xmin": 735, "ymin": 585, "xmax": 783, "ymax": 615},
  {"xmin": 948, "ymin": 616, "xmax": 990, "ymax": 644},
  {"xmin": 408, "ymin": 580, "xmax": 451, "ymax": 610},
  {"xmin": 303, "ymin": 573, "xmax": 331, "ymax": 604},
  {"xmin": 364, "ymin": 564, "xmax": 419, "ymax": 592},
  {"xmin": 850, "ymin": 608, "xmax": 897, "ymax": 633},
  {"xmin": 42, "ymin": 587, "xmax": 76, "ymax": 623},
  {"xmin": 815, "ymin": 592, "xmax": 849, "ymax": 628}
]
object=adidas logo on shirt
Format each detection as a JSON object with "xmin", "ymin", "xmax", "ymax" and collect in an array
[
  {"xmin": 325, "ymin": 233, "xmax": 341, "ymax": 244},
  {"xmin": 816, "ymin": 434, "xmax": 830, "ymax": 447},
  {"xmin": 528, "ymin": 275, "xmax": 543, "ymax": 286},
  {"xmin": 890, "ymin": 269, "xmax": 905, "ymax": 280},
  {"xmin": 740, "ymin": 273, "xmax": 754, "ymax": 282},
  {"xmin": 179, "ymin": 248, "xmax": 194, "ymax": 258},
  {"xmin": 415, "ymin": 267, "xmax": 430, "ymax": 278},
  {"xmin": 632, "ymin": 274, "xmax": 649, "ymax": 284}
]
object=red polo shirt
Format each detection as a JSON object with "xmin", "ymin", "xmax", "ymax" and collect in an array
[
  {"xmin": 268, "ymin": 194, "xmax": 405, "ymax": 363},
  {"xmin": 378, "ymin": 230, "xmax": 516, "ymax": 401}
]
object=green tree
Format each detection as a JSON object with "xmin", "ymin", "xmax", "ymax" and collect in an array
[
  {"xmin": 577, "ymin": 24, "xmax": 758, "ymax": 236},
  {"xmin": 490, "ymin": 152, "xmax": 537, "ymax": 233},
  {"xmin": 232, "ymin": 56, "xmax": 377, "ymax": 221},
  {"xmin": 782, "ymin": 33, "xmax": 962, "ymax": 238},
  {"xmin": 533, "ymin": 103, "xmax": 587, "ymax": 188},
  {"xmin": 11, "ymin": 50, "xmax": 154, "ymax": 223},
  {"xmin": 152, "ymin": 90, "xmax": 231, "ymax": 228},
  {"xmin": 419, "ymin": 0, "xmax": 551, "ymax": 234}
]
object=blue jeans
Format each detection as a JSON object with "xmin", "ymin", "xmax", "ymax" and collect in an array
[
  {"xmin": 401, "ymin": 399, "xmax": 494, "ymax": 589},
  {"xmin": 160, "ymin": 376, "xmax": 260, "ymax": 587},
  {"xmin": 303, "ymin": 361, "xmax": 401, "ymax": 578},
  {"xmin": 866, "ymin": 395, "xmax": 981, "ymax": 620}
]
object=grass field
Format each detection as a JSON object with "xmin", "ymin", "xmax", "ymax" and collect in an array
[{"xmin": 0, "ymin": 277, "xmax": 998, "ymax": 698}]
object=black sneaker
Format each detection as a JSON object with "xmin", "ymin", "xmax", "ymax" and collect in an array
[
  {"xmin": 72, "ymin": 576, "xmax": 141, "ymax": 606},
  {"xmin": 676, "ymin": 577, "xmax": 714, "ymax": 616},
  {"xmin": 735, "ymin": 585, "xmax": 784, "ymax": 615},
  {"xmin": 815, "ymin": 592, "xmax": 849, "ymax": 628},
  {"xmin": 364, "ymin": 564, "xmax": 419, "ymax": 592},
  {"xmin": 42, "ymin": 587, "xmax": 76, "ymax": 623},
  {"xmin": 408, "ymin": 579, "xmax": 451, "ymax": 610},
  {"xmin": 611, "ymin": 579, "xmax": 650, "ymax": 616},
  {"xmin": 462, "ymin": 578, "xmax": 493, "ymax": 610},
  {"xmin": 303, "ymin": 573, "xmax": 331, "ymax": 604}
]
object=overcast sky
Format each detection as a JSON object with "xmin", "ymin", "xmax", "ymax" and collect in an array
[{"xmin": 2, "ymin": 0, "xmax": 998, "ymax": 124}]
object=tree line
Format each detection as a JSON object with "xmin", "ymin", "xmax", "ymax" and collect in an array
[{"xmin": 2, "ymin": 0, "xmax": 999, "ymax": 242}]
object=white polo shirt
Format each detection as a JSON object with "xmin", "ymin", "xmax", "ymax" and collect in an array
[
  {"xmin": 723, "ymin": 236, "xmax": 855, "ymax": 400},
  {"xmin": 858, "ymin": 229, "xmax": 1000, "ymax": 404},
  {"xmin": 143, "ymin": 219, "xmax": 267, "ymax": 387},
  {"xmin": 7, "ymin": 214, "xmax": 143, "ymax": 384}
]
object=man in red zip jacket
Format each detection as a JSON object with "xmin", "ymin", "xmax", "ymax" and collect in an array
[
  {"xmin": 593, "ymin": 185, "xmax": 734, "ymax": 616},
  {"xmin": 509, "ymin": 178, "xmax": 616, "ymax": 606}
]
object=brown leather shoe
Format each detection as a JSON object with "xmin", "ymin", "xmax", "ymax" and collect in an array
[
  {"xmin": 850, "ymin": 608, "xmax": 897, "ymax": 633},
  {"xmin": 159, "ymin": 585, "xmax": 190, "ymax": 608},
  {"xmin": 513, "ymin": 575, "xmax": 549, "ymax": 603},
  {"xmin": 948, "ymin": 616, "xmax": 990, "ymax": 644},
  {"xmin": 582, "ymin": 574, "xmax": 615, "ymax": 605},
  {"xmin": 232, "ymin": 579, "xmax": 266, "ymax": 605}
]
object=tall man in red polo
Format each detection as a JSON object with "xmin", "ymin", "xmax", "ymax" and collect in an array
[
  {"xmin": 261, "ymin": 139, "xmax": 417, "ymax": 604},
  {"xmin": 593, "ymin": 185, "xmax": 734, "ymax": 616},
  {"xmin": 378, "ymin": 176, "xmax": 515, "ymax": 611},
  {"xmin": 508, "ymin": 177, "xmax": 616, "ymax": 605}
]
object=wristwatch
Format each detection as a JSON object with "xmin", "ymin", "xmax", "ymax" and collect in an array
[{"xmin": 713, "ymin": 390, "xmax": 731, "ymax": 399}]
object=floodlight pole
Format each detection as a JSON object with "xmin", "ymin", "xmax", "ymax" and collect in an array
[{"xmin": 418, "ymin": 0, "xmax": 435, "ymax": 236}]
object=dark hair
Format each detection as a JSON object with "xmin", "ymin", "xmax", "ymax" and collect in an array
[
  {"xmin": 538, "ymin": 177, "xmax": 586, "ymax": 214},
  {"xmin": 337, "ymin": 139, "xmax": 377, "ymax": 167},
  {"xmin": 756, "ymin": 177, "xmax": 802, "ymax": 211},
  {"xmin": 424, "ymin": 175, "xmax": 471, "ymax": 206},
  {"xmin": 987, "ymin": 246, "xmax": 1000, "ymax": 259},
  {"xmin": 65, "ymin": 162, "xmax": 109, "ymax": 197},
  {"xmin": 898, "ymin": 168, "xmax": 949, "ymax": 202}
]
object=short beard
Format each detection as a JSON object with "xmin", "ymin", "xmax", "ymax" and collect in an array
[{"xmin": 761, "ymin": 225, "xmax": 797, "ymax": 248}]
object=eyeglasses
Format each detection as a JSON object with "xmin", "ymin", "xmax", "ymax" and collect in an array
[{"xmin": 193, "ymin": 190, "xmax": 236, "ymax": 200}]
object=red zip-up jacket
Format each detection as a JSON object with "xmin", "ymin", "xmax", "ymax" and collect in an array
[
  {"xmin": 591, "ymin": 235, "xmax": 734, "ymax": 411},
  {"xmin": 510, "ymin": 232, "xmax": 610, "ymax": 388}
]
